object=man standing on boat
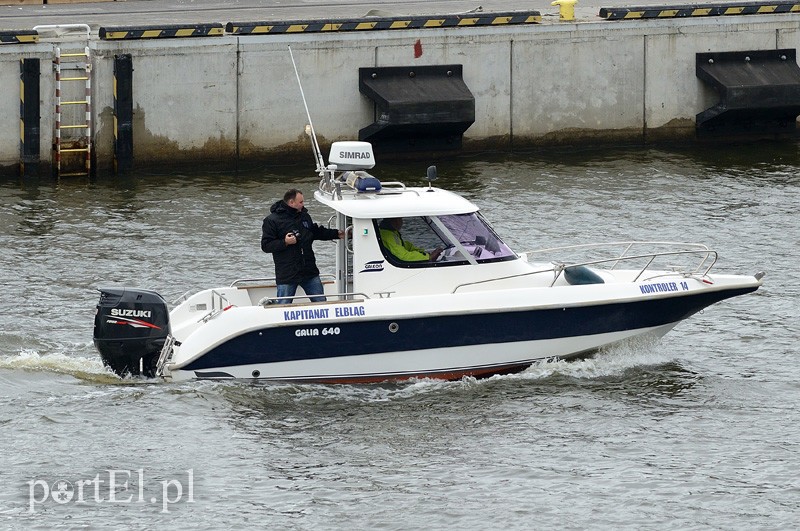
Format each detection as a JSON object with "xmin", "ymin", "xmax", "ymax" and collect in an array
[{"xmin": 261, "ymin": 189, "xmax": 343, "ymax": 303}]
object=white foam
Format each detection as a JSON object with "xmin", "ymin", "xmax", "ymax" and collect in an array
[
  {"xmin": 511, "ymin": 336, "xmax": 673, "ymax": 381},
  {"xmin": 0, "ymin": 348, "xmax": 121, "ymax": 383},
  {"xmin": 221, "ymin": 338, "xmax": 674, "ymax": 404}
]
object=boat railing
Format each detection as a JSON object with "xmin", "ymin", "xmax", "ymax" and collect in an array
[
  {"xmin": 521, "ymin": 240, "xmax": 711, "ymax": 264},
  {"xmin": 229, "ymin": 275, "xmax": 368, "ymax": 305},
  {"xmin": 230, "ymin": 277, "xmax": 280, "ymax": 287},
  {"xmin": 257, "ymin": 293, "xmax": 371, "ymax": 306},
  {"xmin": 318, "ymin": 170, "xmax": 416, "ymax": 199},
  {"xmin": 174, "ymin": 286, "xmax": 235, "ymax": 306},
  {"xmin": 553, "ymin": 248, "xmax": 717, "ymax": 284},
  {"xmin": 380, "ymin": 181, "xmax": 407, "ymax": 191},
  {"xmin": 172, "ymin": 289, "xmax": 197, "ymax": 305},
  {"xmin": 524, "ymin": 240, "xmax": 716, "ymax": 276},
  {"xmin": 453, "ymin": 241, "xmax": 718, "ymax": 292},
  {"xmin": 229, "ymin": 274, "xmax": 337, "ymax": 288},
  {"xmin": 172, "ymin": 275, "xmax": 340, "ymax": 306},
  {"xmin": 196, "ymin": 289, "xmax": 235, "ymax": 323}
]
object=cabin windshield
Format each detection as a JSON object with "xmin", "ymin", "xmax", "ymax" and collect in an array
[{"xmin": 374, "ymin": 213, "xmax": 517, "ymax": 267}]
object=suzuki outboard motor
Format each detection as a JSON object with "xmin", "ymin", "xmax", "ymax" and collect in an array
[{"xmin": 93, "ymin": 288, "xmax": 171, "ymax": 377}]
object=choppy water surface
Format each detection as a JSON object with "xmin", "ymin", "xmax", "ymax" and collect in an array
[{"xmin": 1, "ymin": 142, "xmax": 798, "ymax": 529}]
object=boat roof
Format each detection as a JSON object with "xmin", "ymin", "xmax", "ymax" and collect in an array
[{"xmin": 314, "ymin": 186, "xmax": 479, "ymax": 219}]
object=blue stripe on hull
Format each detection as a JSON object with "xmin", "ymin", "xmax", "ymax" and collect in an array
[{"xmin": 182, "ymin": 287, "xmax": 754, "ymax": 371}]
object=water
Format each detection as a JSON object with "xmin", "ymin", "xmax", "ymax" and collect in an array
[{"xmin": 1, "ymin": 142, "xmax": 798, "ymax": 529}]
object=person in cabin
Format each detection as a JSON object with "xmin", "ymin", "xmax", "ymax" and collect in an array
[
  {"xmin": 261, "ymin": 189, "xmax": 343, "ymax": 303},
  {"xmin": 379, "ymin": 218, "xmax": 443, "ymax": 262}
]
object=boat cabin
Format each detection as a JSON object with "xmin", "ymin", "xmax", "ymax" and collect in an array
[{"xmin": 316, "ymin": 142, "xmax": 532, "ymax": 299}]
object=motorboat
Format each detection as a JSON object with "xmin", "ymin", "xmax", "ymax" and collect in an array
[{"xmin": 93, "ymin": 141, "xmax": 764, "ymax": 383}]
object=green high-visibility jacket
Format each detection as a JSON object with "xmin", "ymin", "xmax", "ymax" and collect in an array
[{"xmin": 380, "ymin": 228, "xmax": 429, "ymax": 262}]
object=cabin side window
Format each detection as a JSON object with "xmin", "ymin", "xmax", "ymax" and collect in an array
[
  {"xmin": 374, "ymin": 213, "xmax": 516, "ymax": 267},
  {"xmin": 375, "ymin": 216, "xmax": 451, "ymax": 267}
]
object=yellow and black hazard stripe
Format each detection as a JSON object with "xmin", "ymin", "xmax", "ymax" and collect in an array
[
  {"xmin": 99, "ymin": 23, "xmax": 225, "ymax": 40},
  {"xmin": 1, "ymin": 31, "xmax": 38, "ymax": 45},
  {"xmin": 226, "ymin": 11, "xmax": 541, "ymax": 35},
  {"xmin": 599, "ymin": 2, "xmax": 800, "ymax": 20}
]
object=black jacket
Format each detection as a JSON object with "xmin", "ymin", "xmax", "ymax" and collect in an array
[{"xmin": 261, "ymin": 200, "xmax": 339, "ymax": 284}]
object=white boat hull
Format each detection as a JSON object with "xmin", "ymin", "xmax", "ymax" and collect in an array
[
  {"xmin": 159, "ymin": 274, "xmax": 759, "ymax": 383},
  {"xmin": 166, "ymin": 323, "xmax": 679, "ymax": 383}
]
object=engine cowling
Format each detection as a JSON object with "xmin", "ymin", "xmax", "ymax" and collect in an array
[{"xmin": 93, "ymin": 288, "xmax": 171, "ymax": 377}]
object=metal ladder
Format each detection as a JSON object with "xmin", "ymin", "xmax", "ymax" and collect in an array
[
  {"xmin": 34, "ymin": 24, "xmax": 93, "ymax": 178},
  {"xmin": 55, "ymin": 46, "xmax": 92, "ymax": 177}
]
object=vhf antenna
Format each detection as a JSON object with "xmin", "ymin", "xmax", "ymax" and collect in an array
[{"xmin": 288, "ymin": 45, "xmax": 326, "ymax": 176}]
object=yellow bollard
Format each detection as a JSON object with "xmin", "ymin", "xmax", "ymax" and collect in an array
[{"xmin": 552, "ymin": 0, "xmax": 577, "ymax": 21}]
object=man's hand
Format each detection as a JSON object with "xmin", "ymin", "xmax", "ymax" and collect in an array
[
  {"xmin": 285, "ymin": 232, "xmax": 297, "ymax": 245},
  {"xmin": 429, "ymin": 247, "xmax": 443, "ymax": 261}
]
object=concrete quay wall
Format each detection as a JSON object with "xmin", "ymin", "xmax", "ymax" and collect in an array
[{"xmin": 2, "ymin": 13, "xmax": 800, "ymax": 175}]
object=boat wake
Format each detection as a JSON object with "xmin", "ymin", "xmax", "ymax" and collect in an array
[
  {"xmin": 0, "ymin": 348, "xmax": 128, "ymax": 385},
  {"xmin": 211, "ymin": 336, "xmax": 680, "ymax": 407},
  {"xmin": 0, "ymin": 336, "xmax": 676, "ymax": 396},
  {"xmin": 512, "ymin": 335, "xmax": 675, "ymax": 381}
]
